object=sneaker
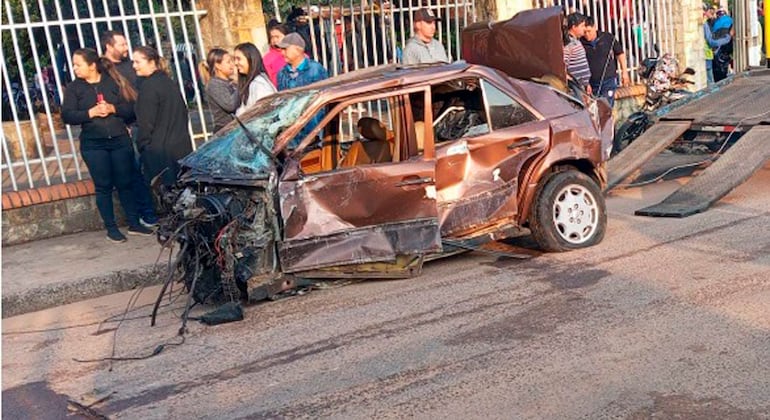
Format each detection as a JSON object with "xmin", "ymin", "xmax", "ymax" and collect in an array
[
  {"xmin": 107, "ymin": 228, "xmax": 127, "ymax": 243},
  {"xmin": 127, "ymin": 225, "xmax": 154, "ymax": 236},
  {"xmin": 140, "ymin": 216, "xmax": 159, "ymax": 229}
]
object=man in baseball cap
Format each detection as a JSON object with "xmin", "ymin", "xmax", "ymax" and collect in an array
[
  {"xmin": 402, "ymin": 8, "xmax": 449, "ymax": 65},
  {"xmin": 276, "ymin": 32, "xmax": 328, "ymax": 92}
]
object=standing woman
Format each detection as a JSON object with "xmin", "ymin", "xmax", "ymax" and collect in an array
[
  {"xmin": 132, "ymin": 46, "xmax": 193, "ymax": 187},
  {"xmin": 233, "ymin": 42, "xmax": 276, "ymax": 116},
  {"xmin": 61, "ymin": 48, "xmax": 153, "ymax": 242},
  {"xmin": 201, "ymin": 48, "xmax": 239, "ymax": 132}
]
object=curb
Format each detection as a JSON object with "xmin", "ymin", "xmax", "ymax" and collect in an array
[{"xmin": 2, "ymin": 263, "xmax": 166, "ymax": 318}]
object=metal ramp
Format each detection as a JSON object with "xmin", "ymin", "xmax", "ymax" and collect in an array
[
  {"xmin": 636, "ymin": 125, "xmax": 770, "ymax": 217},
  {"xmin": 606, "ymin": 121, "xmax": 692, "ymax": 191}
]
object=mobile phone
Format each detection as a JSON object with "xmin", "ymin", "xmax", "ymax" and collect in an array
[{"xmin": 96, "ymin": 93, "xmax": 104, "ymax": 103}]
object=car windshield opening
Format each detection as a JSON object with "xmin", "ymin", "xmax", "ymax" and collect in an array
[{"xmin": 181, "ymin": 91, "xmax": 319, "ymax": 179}]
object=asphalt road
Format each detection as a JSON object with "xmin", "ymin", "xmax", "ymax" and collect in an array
[{"xmin": 3, "ymin": 165, "xmax": 770, "ymax": 419}]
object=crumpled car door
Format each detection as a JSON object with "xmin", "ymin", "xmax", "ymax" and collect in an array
[{"xmin": 278, "ymin": 95, "xmax": 441, "ymax": 273}]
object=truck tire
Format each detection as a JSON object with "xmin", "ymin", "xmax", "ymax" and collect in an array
[{"xmin": 529, "ymin": 170, "xmax": 607, "ymax": 252}]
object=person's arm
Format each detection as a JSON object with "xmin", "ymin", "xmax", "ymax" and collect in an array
[
  {"xmin": 61, "ymin": 83, "xmax": 96, "ymax": 125},
  {"xmin": 704, "ymin": 23, "xmax": 732, "ymax": 48},
  {"xmin": 135, "ymin": 81, "xmax": 158, "ymax": 151}
]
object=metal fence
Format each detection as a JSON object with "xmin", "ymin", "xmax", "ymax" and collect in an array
[
  {"xmin": 1, "ymin": 0, "xmax": 209, "ymax": 192},
  {"xmin": 281, "ymin": 0, "xmax": 476, "ymax": 77},
  {"xmin": 1, "ymin": 0, "xmax": 477, "ymax": 193},
  {"xmin": 533, "ymin": 0, "xmax": 676, "ymax": 84}
]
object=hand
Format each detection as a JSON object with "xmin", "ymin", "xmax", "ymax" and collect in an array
[
  {"xmin": 100, "ymin": 102, "xmax": 117, "ymax": 115},
  {"xmin": 621, "ymin": 72, "xmax": 631, "ymax": 87},
  {"xmin": 586, "ymin": 85, "xmax": 593, "ymax": 96},
  {"xmin": 88, "ymin": 103, "xmax": 109, "ymax": 118}
]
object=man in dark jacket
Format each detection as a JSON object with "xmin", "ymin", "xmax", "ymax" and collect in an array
[
  {"xmin": 101, "ymin": 30, "xmax": 158, "ymax": 227},
  {"xmin": 581, "ymin": 16, "xmax": 629, "ymax": 107}
]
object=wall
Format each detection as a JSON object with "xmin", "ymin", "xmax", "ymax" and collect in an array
[{"xmin": 196, "ymin": 0, "xmax": 268, "ymax": 51}]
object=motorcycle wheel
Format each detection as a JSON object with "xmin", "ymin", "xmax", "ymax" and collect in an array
[{"xmin": 612, "ymin": 117, "xmax": 650, "ymax": 156}]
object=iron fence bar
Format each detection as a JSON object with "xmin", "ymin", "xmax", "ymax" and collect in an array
[
  {"xmin": 1, "ymin": 132, "xmax": 19, "ymax": 191},
  {"xmin": 177, "ymin": 0, "xmax": 208, "ymax": 147},
  {"xmin": 115, "ymin": 0, "xmax": 132, "ymax": 55},
  {"xmin": 0, "ymin": 55, "xmax": 34, "ymax": 188},
  {"xmin": 5, "ymin": 0, "xmax": 50, "ymax": 186},
  {"xmin": 146, "ymin": 0, "xmax": 165, "ymax": 56},
  {"xmin": 52, "ymin": 0, "xmax": 84, "ymax": 181},
  {"xmin": 85, "ymin": 0, "xmax": 101, "ymax": 54},
  {"xmin": 25, "ymin": 0, "xmax": 67, "ymax": 183},
  {"xmin": 131, "ymin": 0, "xmax": 148, "ymax": 45},
  {"xmin": 160, "ymin": 0, "xmax": 196, "ymax": 149},
  {"xmin": 188, "ymin": 0, "xmax": 210, "ymax": 143}
]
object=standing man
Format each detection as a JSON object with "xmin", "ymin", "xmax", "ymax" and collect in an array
[
  {"xmin": 563, "ymin": 13, "xmax": 592, "ymax": 95},
  {"xmin": 277, "ymin": 33, "xmax": 328, "ymax": 91},
  {"xmin": 101, "ymin": 30, "xmax": 158, "ymax": 227},
  {"xmin": 402, "ymin": 8, "xmax": 449, "ymax": 65},
  {"xmin": 277, "ymin": 33, "xmax": 328, "ymax": 148},
  {"xmin": 581, "ymin": 16, "xmax": 629, "ymax": 107}
]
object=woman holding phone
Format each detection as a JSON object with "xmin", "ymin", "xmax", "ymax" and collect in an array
[{"xmin": 61, "ymin": 48, "xmax": 153, "ymax": 243}]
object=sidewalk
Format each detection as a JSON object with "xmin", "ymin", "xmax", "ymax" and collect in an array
[{"xmin": 2, "ymin": 230, "xmax": 172, "ymax": 318}]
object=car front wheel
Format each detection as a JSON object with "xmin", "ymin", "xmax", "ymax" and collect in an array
[{"xmin": 530, "ymin": 170, "xmax": 606, "ymax": 252}]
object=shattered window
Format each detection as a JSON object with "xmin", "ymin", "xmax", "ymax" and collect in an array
[
  {"xmin": 431, "ymin": 78, "xmax": 490, "ymax": 142},
  {"xmin": 481, "ymin": 80, "xmax": 537, "ymax": 130},
  {"xmin": 181, "ymin": 91, "xmax": 318, "ymax": 179}
]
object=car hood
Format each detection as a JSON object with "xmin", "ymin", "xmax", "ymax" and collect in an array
[{"xmin": 461, "ymin": 6, "xmax": 566, "ymax": 84}]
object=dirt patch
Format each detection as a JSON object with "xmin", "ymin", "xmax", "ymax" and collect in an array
[
  {"xmin": 444, "ymin": 294, "xmax": 590, "ymax": 345},
  {"xmin": 546, "ymin": 268, "xmax": 610, "ymax": 290},
  {"xmin": 628, "ymin": 393, "xmax": 766, "ymax": 420}
]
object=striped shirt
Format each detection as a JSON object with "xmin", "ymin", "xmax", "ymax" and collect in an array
[{"xmin": 563, "ymin": 36, "xmax": 591, "ymax": 86}]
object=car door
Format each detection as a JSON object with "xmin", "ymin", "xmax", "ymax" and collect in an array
[
  {"xmin": 278, "ymin": 90, "xmax": 442, "ymax": 273},
  {"xmin": 431, "ymin": 77, "xmax": 550, "ymax": 237}
]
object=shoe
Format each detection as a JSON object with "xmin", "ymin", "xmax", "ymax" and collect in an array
[
  {"xmin": 127, "ymin": 225, "xmax": 154, "ymax": 236},
  {"xmin": 140, "ymin": 216, "xmax": 159, "ymax": 229},
  {"xmin": 107, "ymin": 228, "xmax": 127, "ymax": 243}
]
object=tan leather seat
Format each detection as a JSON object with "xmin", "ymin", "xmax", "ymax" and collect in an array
[{"xmin": 341, "ymin": 117, "xmax": 392, "ymax": 166}]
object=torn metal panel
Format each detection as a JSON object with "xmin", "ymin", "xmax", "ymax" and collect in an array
[
  {"xmin": 279, "ymin": 219, "xmax": 441, "ymax": 273},
  {"xmin": 462, "ymin": 7, "xmax": 567, "ymax": 85}
]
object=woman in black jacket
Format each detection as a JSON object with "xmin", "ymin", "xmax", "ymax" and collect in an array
[
  {"xmin": 132, "ymin": 46, "xmax": 193, "ymax": 187},
  {"xmin": 61, "ymin": 48, "xmax": 153, "ymax": 243}
]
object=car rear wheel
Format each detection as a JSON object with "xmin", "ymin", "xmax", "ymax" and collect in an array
[{"xmin": 530, "ymin": 170, "xmax": 606, "ymax": 252}]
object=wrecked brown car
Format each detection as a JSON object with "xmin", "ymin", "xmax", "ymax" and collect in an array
[{"xmin": 157, "ymin": 8, "xmax": 613, "ymax": 304}]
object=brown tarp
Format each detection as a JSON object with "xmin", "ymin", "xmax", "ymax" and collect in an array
[{"xmin": 462, "ymin": 7, "xmax": 566, "ymax": 84}]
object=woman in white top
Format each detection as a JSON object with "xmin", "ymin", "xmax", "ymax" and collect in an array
[{"xmin": 233, "ymin": 42, "xmax": 276, "ymax": 116}]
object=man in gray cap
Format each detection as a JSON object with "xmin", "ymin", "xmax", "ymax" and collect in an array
[
  {"xmin": 276, "ymin": 32, "xmax": 328, "ymax": 91},
  {"xmin": 402, "ymin": 8, "xmax": 449, "ymax": 65}
]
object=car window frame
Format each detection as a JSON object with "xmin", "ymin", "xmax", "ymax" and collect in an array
[{"xmin": 292, "ymin": 86, "xmax": 434, "ymax": 176}]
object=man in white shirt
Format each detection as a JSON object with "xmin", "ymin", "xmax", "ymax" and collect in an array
[{"xmin": 402, "ymin": 8, "xmax": 449, "ymax": 65}]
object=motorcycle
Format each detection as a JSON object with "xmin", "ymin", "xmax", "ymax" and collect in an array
[{"xmin": 612, "ymin": 53, "xmax": 695, "ymax": 155}]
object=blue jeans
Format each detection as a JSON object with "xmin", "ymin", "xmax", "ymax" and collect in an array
[
  {"xmin": 80, "ymin": 136, "xmax": 140, "ymax": 230},
  {"xmin": 705, "ymin": 59, "xmax": 714, "ymax": 85},
  {"xmin": 590, "ymin": 77, "xmax": 618, "ymax": 108}
]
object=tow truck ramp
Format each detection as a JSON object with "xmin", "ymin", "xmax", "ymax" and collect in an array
[
  {"xmin": 635, "ymin": 125, "xmax": 770, "ymax": 217},
  {"xmin": 605, "ymin": 121, "xmax": 692, "ymax": 190}
]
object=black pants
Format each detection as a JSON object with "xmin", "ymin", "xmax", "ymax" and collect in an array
[
  {"xmin": 129, "ymin": 125, "xmax": 158, "ymax": 220},
  {"xmin": 80, "ymin": 136, "xmax": 140, "ymax": 230}
]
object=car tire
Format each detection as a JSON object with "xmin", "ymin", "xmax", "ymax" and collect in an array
[{"xmin": 529, "ymin": 170, "xmax": 607, "ymax": 252}]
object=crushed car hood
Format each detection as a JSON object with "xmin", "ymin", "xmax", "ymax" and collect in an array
[{"xmin": 461, "ymin": 6, "xmax": 566, "ymax": 84}]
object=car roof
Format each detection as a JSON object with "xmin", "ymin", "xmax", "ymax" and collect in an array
[{"xmin": 283, "ymin": 61, "xmax": 474, "ymax": 99}]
